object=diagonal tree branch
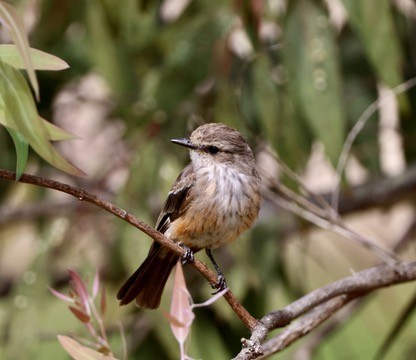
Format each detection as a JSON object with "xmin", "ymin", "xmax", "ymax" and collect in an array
[
  {"xmin": 290, "ymin": 214, "xmax": 416, "ymax": 360},
  {"xmin": 0, "ymin": 168, "xmax": 258, "ymax": 330},
  {"xmin": 2, "ymin": 168, "xmax": 416, "ymax": 358},
  {"xmin": 234, "ymin": 261, "xmax": 416, "ymax": 359},
  {"xmin": 258, "ymin": 295, "xmax": 353, "ymax": 359}
]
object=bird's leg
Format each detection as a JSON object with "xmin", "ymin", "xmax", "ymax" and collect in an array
[
  {"xmin": 205, "ymin": 248, "xmax": 227, "ymax": 294},
  {"xmin": 178, "ymin": 242, "xmax": 195, "ymax": 265}
]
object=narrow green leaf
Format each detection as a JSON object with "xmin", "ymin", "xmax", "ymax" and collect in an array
[
  {"xmin": 0, "ymin": 60, "xmax": 85, "ymax": 176},
  {"xmin": 40, "ymin": 117, "xmax": 78, "ymax": 141},
  {"xmin": 341, "ymin": 0, "xmax": 402, "ymax": 88},
  {"xmin": 0, "ymin": 44, "xmax": 69, "ymax": 71},
  {"xmin": 0, "ymin": 113, "xmax": 77, "ymax": 141},
  {"xmin": 0, "ymin": 1, "xmax": 39, "ymax": 100},
  {"xmin": 5, "ymin": 127, "xmax": 28, "ymax": 180},
  {"xmin": 284, "ymin": 1, "xmax": 345, "ymax": 164}
]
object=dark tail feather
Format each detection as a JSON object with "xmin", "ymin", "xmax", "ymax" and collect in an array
[{"xmin": 117, "ymin": 242, "xmax": 178, "ymax": 309}]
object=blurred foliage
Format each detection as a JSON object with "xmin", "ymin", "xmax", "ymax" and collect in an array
[
  {"xmin": 0, "ymin": 1, "xmax": 83, "ymax": 177},
  {"xmin": 1, "ymin": 0, "xmax": 416, "ymax": 359}
]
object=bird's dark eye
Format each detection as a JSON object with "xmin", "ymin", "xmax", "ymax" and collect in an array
[{"xmin": 206, "ymin": 145, "xmax": 220, "ymax": 154}]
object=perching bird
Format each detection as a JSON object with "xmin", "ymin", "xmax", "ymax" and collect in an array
[{"xmin": 117, "ymin": 123, "xmax": 262, "ymax": 309}]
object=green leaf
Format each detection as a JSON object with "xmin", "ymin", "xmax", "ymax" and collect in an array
[
  {"xmin": 0, "ymin": 1, "xmax": 39, "ymax": 100},
  {"xmin": 0, "ymin": 60, "xmax": 85, "ymax": 176},
  {"xmin": 5, "ymin": 127, "xmax": 28, "ymax": 180},
  {"xmin": 0, "ymin": 113, "xmax": 77, "ymax": 142},
  {"xmin": 284, "ymin": 0, "xmax": 345, "ymax": 165},
  {"xmin": 341, "ymin": 0, "xmax": 402, "ymax": 88},
  {"xmin": 40, "ymin": 117, "xmax": 78, "ymax": 141},
  {"xmin": 0, "ymin": 44, "xmax": 69, "ymax": 71}
]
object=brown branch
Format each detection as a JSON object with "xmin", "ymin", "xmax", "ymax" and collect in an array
[
  {"xmin": 0, "ymin": 169, "xmax": 258, "ymax": 331},
  {"xmin": 234, "ymin": 261, "xmax": 416, "ymax": 359},
  {"xmin": 259, "ymin": 295, "xmax": 353, "ymax": 358},
  {"xmin": 291, "ymin": 215, "xmax": 416, "ymax": 360},
  {"xmin": 4, "ymin": 167, "xmax": 415, "ymax": 357}
]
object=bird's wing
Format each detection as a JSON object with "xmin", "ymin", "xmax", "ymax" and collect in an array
[{"xmin": 156, "ymin": 163, "xmax": 195, "ymax": 234}]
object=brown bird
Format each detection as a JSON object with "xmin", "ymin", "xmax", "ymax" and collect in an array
[{"xmin": 117, "ymin": 123, "xmax": 262, "ymax": 309}]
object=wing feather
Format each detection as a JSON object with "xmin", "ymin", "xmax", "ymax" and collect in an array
[{"xmin": 156, "ymin": 163, "xmax": 194, "ymax": 234}]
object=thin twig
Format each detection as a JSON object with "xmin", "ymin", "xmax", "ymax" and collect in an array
[
  {"xmin": 332, "ymin": 77, "xmax": 416, "ymax": 211},
  {"xmin": 262, "ymin": 147, "xmax": 337, "ymax": 218},
  {"xmin": 264, "ymin": 187, "xmax": 400, "ymax": 264}
]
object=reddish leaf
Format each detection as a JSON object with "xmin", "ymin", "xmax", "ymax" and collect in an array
[
  {"xmin": 92, "ymin": 272, "xmax": 100, "ymax": 299},
  {"xmin": 69, "ymin": 306, "xmax": 91, "ymax": 323},
  {"xmin": 169, "ymin": 262, "xmax": 194, "ymax": 344},
  {"xmin": 69, "ymin": 269, "xmax": 91, "ymax": 315},
  {"xmin": 162, "ymin": 309, "xmax": 187, "ymax": 328},
  {"xmin": 100, "ymin": 286, "xmax": 107, "ymax": 316},
  {"xmin": 49, "ymin": 286, "xmax": 74, "ymax": 304},
  {"xmin": 57, "ymin": 335, "xmax": 118, "ymax": 360}
]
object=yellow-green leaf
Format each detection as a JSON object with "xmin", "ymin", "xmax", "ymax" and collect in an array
[
  {"xmin": 0, "ymin": 44, "xmax": 69, "ymax": 71},
  {"xmin": 0, "ymin": 1, "xmax": 39, "ymax": 100},
  {"xmin": 0, "ymin": 113, "xmax": 77, "ymax": 142},
  {"xmin": 40, "ymin": 117, "xmax": 78, "ymax": 141},
  {"xmin": 5, "ymin": 127, "xmax": 28, "ymax": 180},
  {"xmin": 0, "ymin": 60, "xmax": 85, "ymax": 176}
]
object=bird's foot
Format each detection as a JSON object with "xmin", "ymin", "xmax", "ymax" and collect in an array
[
  {"xmin": 211, "ymin": 274, "xmax": 227, "ymax": 295},
  {"xmin": 179, "ymin": 243, "xmax": 195, "ymax": 265}
]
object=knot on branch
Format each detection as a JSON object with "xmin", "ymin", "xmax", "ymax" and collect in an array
[
  {"xmin": 237, "ymin": 338, "xmax": 263, "ymax": 359},
  {"xmin": 261, "ymin": 309, "xmax": 294, "ymax": 329},
  {"xmin": 393, "ymin": 263, "xmax": 413, "ymax": 279}
]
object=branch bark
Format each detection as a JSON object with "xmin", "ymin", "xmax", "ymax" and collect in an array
[
  {"xmin": 2, "ymin": 169, "xmax": 416, "ymax": 358},
  {"xmin": 234, "ymin": 261, "xmax": 416, "ymax": 359},
  {"xmin": 0, "ymin": 169, "xmax": 257, "ymax": 330}
]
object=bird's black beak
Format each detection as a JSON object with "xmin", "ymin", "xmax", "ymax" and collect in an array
[{"xmin": 170, "ymin": 138, "xmax": 197, "ymax": 150}]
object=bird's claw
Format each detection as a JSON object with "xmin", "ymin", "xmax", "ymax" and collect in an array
[
  {"xmin": 179, "ymin": 243, "xmax": 194, "ymax": 265},
  {"xmin": 211, "ymin": 274, "xmax": 227, "ymax": 295}
]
